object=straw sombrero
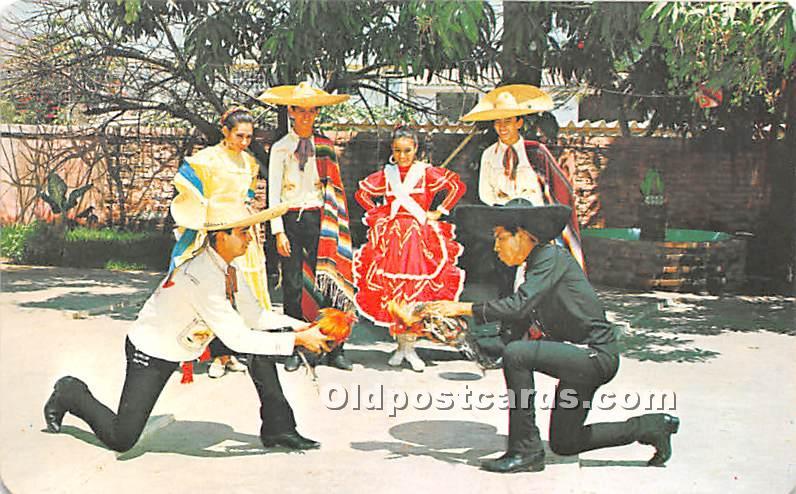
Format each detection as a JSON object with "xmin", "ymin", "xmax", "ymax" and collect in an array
[
  {"xmin": 257, "ymin": 82, "xmax": 349, "ymax": 108},
  {"xmin": 454, "ymin": 200, "xmax": 570, "ymax": 243},
  {"xmin": 171, "ymin": 193, "xmax": 290, "ymax": 232},
  {"xmin": 460, "ymin": 84, "xmax": 554, "ymax": 122}
]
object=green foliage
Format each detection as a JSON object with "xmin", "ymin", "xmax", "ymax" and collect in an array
[
  {"xmin": 38, "ymin": 173, "xmax": 92, "ymax": 215},
  {"xmin": 0, "ymin": 224, "xmax": 35, "ymax": 262},
  {"xmin": 11, "ymin": 0, "xmax": 496, "ymax": 138},
  {"xmin": 0, "ymin": 99, "xmax": 19, "ymax": 123},
  {"xmin": 1, "ymin": 223, "xmax": 170, "ymax": 270},
  {"xmin": 9, "ymin": 0, "xmax": 790, "ymax": 141},
  {"xmin": 639, "ymin": 2, "xmax": 794, "ymax": 137},
  {"xmin": 316, "ymin": 102, "xmax": 418, "ymax": 127},
  {"xmin": 104, "ymin": 260, "xmax": 146, "ymax": 271},
  {"xmin": 20, "ymin": 222, "xmax": 66, "ymax": 266},
  {"xmin": 61, "ymin": 227, "xmax": 171, "ymax": 270},
  {"xmin": 65, "ymin": 227, "xmax": 158, "ymax": 243},
  {"xmin": 640, "ymin": 169, "xmax": 664, "ymax": 197}
]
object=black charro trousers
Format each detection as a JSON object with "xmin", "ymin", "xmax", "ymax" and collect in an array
[
  {"xmin": 280, "ymin": 208, "xmax": 345, "ymax": 363},
  {"xmin": 280, "ymin": 209, "xmax": 321, "ymax": 320},
  {"xmin": 58, "ymin": 337, "xmax": 296, "ymax": 452},
  {"xmin": 502, "ymin": 339, "xmax": 648, "ymax": 456}
]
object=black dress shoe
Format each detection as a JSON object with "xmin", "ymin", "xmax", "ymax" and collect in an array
[
  {"xmin": 261, "ymin": 431, "xmax": 320, "ymax": 450},
  {"xmin": 637, "ymin": 413, "xmax": 680, "ymax": 467},
  {"xmin": 327, "ymin": 353, "xmax": 353, "ymax": 371},
  {"xmin": 283, "ymin": 354, "xmax": 301, "ymax": 372},
  {"xmin": 43, "ymin": 376, "xmax": 82, "ymax": 433},
  {"xmin": 480, "ymin": 451, "xmax": 545, "ymax": 473}
]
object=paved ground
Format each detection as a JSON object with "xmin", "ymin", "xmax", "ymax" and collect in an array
[{"xmin": 1, "ymin": 263, "xmax": 794, "ymax": 494}]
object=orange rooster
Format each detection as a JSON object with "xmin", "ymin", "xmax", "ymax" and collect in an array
[{"xmin": 315, "ymin": 308, "xmax": 357, "ymax": 347}]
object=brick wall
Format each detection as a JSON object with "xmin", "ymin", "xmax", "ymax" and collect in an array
[
  {"xmin": 1, "ymin": 125, "xmax": 783, "ymax": 240},
  {"xmin": 0, "ymin": 124, "xmax": 196, "ymax": 229},
  {"xmin": 553, "ymin": 135, "xmax": 773, "ymax": 233}
]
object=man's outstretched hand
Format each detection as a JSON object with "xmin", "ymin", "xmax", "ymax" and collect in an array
[
  {"xmin": 424, "ymin": 301, "xmax": 473, "ymax": 318},
  {"xmin": 294, "ymin": 324, "xmax": 333, "ymax": 353}
]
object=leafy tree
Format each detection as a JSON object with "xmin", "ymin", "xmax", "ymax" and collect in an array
[
  {"xmin": 2, "ymin": 0, "xmax": 497, "ymax": 141},
  {"xmin": 636, "ymin": 2, "xmax": 794, "ymax": 141}
]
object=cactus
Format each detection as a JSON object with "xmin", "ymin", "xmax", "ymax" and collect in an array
[{"xmin": 640, "ymin": 168, "xmax": 664, "ymax": 206}]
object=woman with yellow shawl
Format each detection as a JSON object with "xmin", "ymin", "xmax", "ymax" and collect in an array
[{"xmin": 169, "ymin": 107, "xmax": 269, "ymax": 378}]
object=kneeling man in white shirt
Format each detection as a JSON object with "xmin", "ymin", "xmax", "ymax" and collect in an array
[{"xmin": 43, "ymin": 205, "xmax": 332, "ymax": 452}]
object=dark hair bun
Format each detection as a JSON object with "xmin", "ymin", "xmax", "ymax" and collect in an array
[{"xmin": 220, "ymin": 107, "xmax": 254, "ymax": 130}]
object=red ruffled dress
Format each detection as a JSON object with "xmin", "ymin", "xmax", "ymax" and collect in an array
[{"xmin": 353, "ymin": 161, "xmax": 466, "ymax": 334}]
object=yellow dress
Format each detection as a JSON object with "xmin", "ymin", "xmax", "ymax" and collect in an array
[{"xmin": 169, "ymin": 143, "xmax": 271, "ymax": 309}]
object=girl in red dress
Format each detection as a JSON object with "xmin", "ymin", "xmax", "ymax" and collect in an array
[{"xmin": 353, "ymin": 127, "xmax": 466, "ymax": 371}]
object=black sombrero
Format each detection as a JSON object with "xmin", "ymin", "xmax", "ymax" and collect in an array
[{"xmin": 454, "ymin": 199, "xmax": 570, "ymax": 244}]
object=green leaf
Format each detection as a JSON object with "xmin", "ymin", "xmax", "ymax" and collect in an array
[
  {"xmin": 46, "ymin": 172, "xmax": 67, "ymax": 210},
  {"xmin": 65, "ymin": 183, "xmax": 92, "ymax": 211},
  {"xmin": 647, "ymin": 2, "xmax": 672, "ymax": 22},
  {"xmin": 38, "ymin": 192, "xmax": 62, "ymax": 215},
  {"xmin": 123, "ymin": 0, "xmax": 141, "ymax": 24}
]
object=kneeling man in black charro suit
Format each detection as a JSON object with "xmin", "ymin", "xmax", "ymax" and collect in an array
[{"xmin": 428, "ymin": 199, "xmax": 680, "ymax": 473}]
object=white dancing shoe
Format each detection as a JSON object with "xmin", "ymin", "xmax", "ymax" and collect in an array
[
  {"xmin": 208, "ymin": 358, "xmax": 226, "ymax": 378},
  {"xmin": 403, "ymin": 341, "xmax": 426, "ymax": 372},
  {"xmin": 388, "ymin": 340, "xmax": 405, "ymax": 367}
]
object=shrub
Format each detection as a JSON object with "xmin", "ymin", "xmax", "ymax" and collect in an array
[
  {"xmin": 2, "ymin": 224, "xmax": 172, "ymax": 270},
  {"xmin": 62, "ymin": 227, "xmax": 172, "ymax": 270},
  {"xmin": 22, "ymin": 222, "xmax": 66, "ymax": 265},
  {"xmin": 0, "ymin": 223, "xmax": 34, "ymax": 262}
]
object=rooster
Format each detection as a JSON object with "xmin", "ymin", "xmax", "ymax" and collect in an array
[
  {"xmin": 315, "ymin": 308, "xmax": 357, "ymax": 346},
  {"xmin": 296, "ymin": 308, "xmax": 357, "ymax": 392}
]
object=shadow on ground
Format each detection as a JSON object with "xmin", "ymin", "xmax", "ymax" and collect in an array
[
  {"xmin": 351, "ymin": 420, "xmax": 578, "ymax": 468},
  {"xmin": 2, "ymin": 266, "xmax": 160, "ymax": 320},
  {"xmin": 57, "ymin": 417, "xmax": 286, "ymax": 461},
  {"xmin": 1, "ymin": 266, "xmax": 158, "ymax": 294},
  {"xmin": 5, "ymin": 264, "xmax": 792, "ymax": 363},
  {"xmin": 600, "ymin": 285, "xmax": 794, "ymax": 363}
]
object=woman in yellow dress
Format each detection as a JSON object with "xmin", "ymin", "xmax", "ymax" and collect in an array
[{"xmin": 169, "ymin": 107, "xmax": 270, "ymax": 377}]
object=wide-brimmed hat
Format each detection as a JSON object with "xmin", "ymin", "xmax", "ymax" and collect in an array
[
  {"xmin": 257, "ymin": 82, "xmax": 349, "ymax": 108},
  {"xmin": 460, "ymin": 84, "xmax": 554, "ymax": 122},
  {"xmin": 454, "ymin": 199, "xmax": 570, "ymax": 243},
  {"xmin": 171, "ymin": 192, "xmax": 290, "ymax": 232}
]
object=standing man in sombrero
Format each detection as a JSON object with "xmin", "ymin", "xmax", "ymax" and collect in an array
[
  {"xmin": 43, "ymin": 198, "xmax": 334, "ymax": 452},
  {"xmin": 461, "ymin": 85, "xmax": 585, "ymax": 279},
  {"xmin": 427, "ymin": 201, "xmax": 679, "ymax": 473},
  {"xmin": 259, "ymin": 82, "xmax": 355, "ymax": 372}
]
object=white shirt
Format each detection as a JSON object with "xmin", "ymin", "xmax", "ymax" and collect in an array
[
  {"xmin": 268, "ymin": 130, "xmax": 324, "ymax": 234},
  {"xmin": 513, "ymin": 262, "xmax": 527, "ymax": 292},
  {"xmin": 127, "ymin": 248, "xmax": 302, "ymax": 362},
  {"xmin": 478, "ymin": 137, "xmax": 546, "ymax": 206}
]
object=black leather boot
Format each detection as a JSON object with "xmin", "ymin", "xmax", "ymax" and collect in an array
[
  {"xmin": 43, "ymin": 376, "xmax": 86, "ymax": 433},
  {"xmin": 480, "ymin": 450, "xmax": 545, "ymax": 473},
  {"xmin": 283, "ymin": 353, "xmax": 301, "ymax": 372},
  {"xmin": 634, "ymin": 413, "xmax": 680, "ymax": 466},
  {"xmin": 261, "ymin": 430, "xmax": 320, "ymax": 450},
  {"xmin": 325, "ymin": 345, "xmax": 353, "ymax": 371}
]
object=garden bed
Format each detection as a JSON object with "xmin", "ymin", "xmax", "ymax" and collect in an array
[{"xmin": 1, "ymin": 223, "xmax": 172, "ymax": 271}]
